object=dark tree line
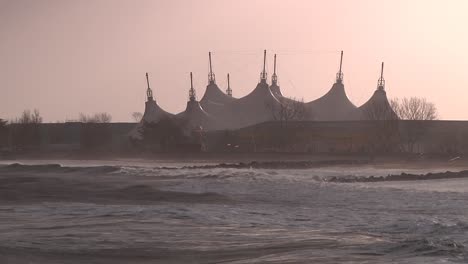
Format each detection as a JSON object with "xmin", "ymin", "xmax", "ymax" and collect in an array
[
  {"xmin": 78, "ymin": 113, "xmax": 113, "ymax": 150},
  {"xmin": 363, "ymin": 96, "xmax": 438, "ymax": 153},
  {"xmin": 0, "ymin": 110, "xmax": 116, "ymax": 152},
  {"xmin": 8, "ymin": 109, "xmax": 43, "ymax": 150},
  {"xmin": 139, "ymin": 117, "xmax": 203, "ymax": 152},
  {"xmin": 0, "ymin": 119, "xmax": 8, "ymax": 148}
]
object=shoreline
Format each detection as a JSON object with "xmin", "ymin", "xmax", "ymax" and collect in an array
[{"xmin": 1, "ymin": 151, "xmax": 467, "ymax": 170}]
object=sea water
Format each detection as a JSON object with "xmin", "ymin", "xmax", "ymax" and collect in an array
[{"xmin": 0, "ymin": 160, "xmax": 467, "ymax": 263}]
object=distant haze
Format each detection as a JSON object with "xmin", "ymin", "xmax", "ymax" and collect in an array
[{"xmin": 1, "ymin": 0, "xmax": 467, "ymax": 121}]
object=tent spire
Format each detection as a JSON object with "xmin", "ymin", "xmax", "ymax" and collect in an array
[
  {"xmin": 377, "ymin": 62, "xmax": 385, "ymax": 90},
  {"xmin": 189, "ymin": 72, "xmax": 196, "ymax": 101},
  {"xmin": 208, "ymin": 52, "xmax": 216, "ymax": 84},
  {"xmin": 336, "ymin": 50, "xmax": 344, "ymax": 84},
  {"xmin": 146, "ymin": 72, "xmax": 153, "ymax": 101},
  {"xmin": 272, "ymin": 54, "xmax": 278, "ymax": 85},
  {"xmin": 226, "ymin": 73, "xmax": 232, "ymax": 96},
  {"xmin": 260, "ymin": 50, "xmax": 267, "ymax": 83}
]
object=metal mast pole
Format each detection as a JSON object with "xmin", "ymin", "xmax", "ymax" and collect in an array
[
  {"xmin": 226, "ymin": 73, "xmax": 232, "ymax": 96},
  {"xmin": 260, "ymin": 50, "xmax": 267, "ymax": 82},
  {"xmin": 381, "ymin": 62, "xmax": 384, "ymax": 79},
  {"xmin": 208, "ymin": 52, "xmax": 215, "ymax": 83},
  {"xmin": 272, "ymin": 54, "xmax": 278, "ymax": 84},
  {"xmin": 377, "ymin": 62, "xmax": 385, "ymax": 90},
  {"xmin": 146, "ymin": 72, "xmax": 153, "ymax": 100},
  {"xmin": 189, "ymin": 72, "xmax": 196, "ymax": 101},
  {"xmin": 336, "ymin": 50, "xmax": 344, "ymax": 84}
]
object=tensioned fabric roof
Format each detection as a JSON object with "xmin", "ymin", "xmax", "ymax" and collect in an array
[
  {"xmin": 306, "ymin": 82, "xmax": 358, "ymax": 121},
  {"xmin": 221, "ymin": 80, "xmax": 282, "ymax": 129},
  {"xmin": 129, "ymin": 99, "xmax": 174, "ymax": 139},
  {"xmin": 176, "ymin": 99, "xmax": 220, "ymax": 131},
  {"xmin": 200, "ymin": 82, "xmax": 237, "ymax": 118},
  {"xmin": 131, "ymin": 52, "xmax": 397, "ymax": 133}
]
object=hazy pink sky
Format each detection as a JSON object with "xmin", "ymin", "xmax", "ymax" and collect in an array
[{"xmin": 1, "ymin": 0, "xmax": 467, "ymax": 121}]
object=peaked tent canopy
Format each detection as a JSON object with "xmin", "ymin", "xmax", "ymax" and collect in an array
[
  {"xmin": 220, "ymin": 50, "xmax": 283, "ymax": 129},
  {"xmin": 306, "ymin": 82, "xmax": 358, "ymax": 121},
  {"xmin": 129, "ymin": 73, "xmax": 174, "ymax": 139},
  {"xmin": 306, "ymin": 51, "xmax": 357, "ymax": 121},
  {"xmin": 358, "ymin": 62, "xmax": 398, "ymax": 120},
  {"xmin": 358, "ymin": 89, "xmax": 397, "ymax": 120},
  {"xmin": 269, "ymin": 54, "xmax": 283, "ymax": 98},
  {"xmin": 200, "ymin": 52, "xmax": 237, "ymax": 116},
  {"xmin": 200, "ymin": 81, "xmax": 237, "ymax": 115},
  {"xmin": 176, "ymin": 72, "xmax": 221, "ymax": 131},
  {"xmin": 177, "ymin": 100, "xmax": 219, "ymax": 130}
]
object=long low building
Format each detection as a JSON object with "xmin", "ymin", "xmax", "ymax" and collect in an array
[
  {"xmin": 132, "ymin": 50, "xmax": 397, "ymax": 137},
  {"xmin": 2, "ymin": 120, "xmax": 468, "ymax": 156},
  {"xmin": 205, "ymin": 120, "xmax": 468, "ymax": 155}
]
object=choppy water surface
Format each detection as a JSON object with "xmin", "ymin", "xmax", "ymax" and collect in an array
[{"xmin": 1, "ymin": 160, "xmax": 468, "ymax": 263}]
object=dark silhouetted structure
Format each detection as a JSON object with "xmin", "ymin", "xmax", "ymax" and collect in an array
[{"xmin": 130, "ymin": 50, "xmax": 402, "ymax": 137}]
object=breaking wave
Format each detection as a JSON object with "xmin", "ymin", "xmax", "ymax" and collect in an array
[
  {"xmin": 0, "ymin": 163, "xmax": 229, "ymax": 204},
  {"xmin": 2, "ymin": 162, "xmax": 468, "ymax": 184},
  {"xmin": 0, "ymin": 163, "xmax": 120, "ymax": 174},
  {"xmin": 180, "ymin": 160, "xmax": 370, "ymax": 169}
]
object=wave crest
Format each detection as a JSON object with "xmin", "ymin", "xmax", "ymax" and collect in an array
[{"xmin": 0, "ymin": 163, "xmax": 120, "ymax": 174}]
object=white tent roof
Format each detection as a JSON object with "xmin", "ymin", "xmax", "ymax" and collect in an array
[{"xmin": 306, "ymin": 82, "xmax": 358, "ymax": 121}]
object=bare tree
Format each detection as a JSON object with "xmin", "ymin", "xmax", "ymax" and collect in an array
[
  {"xmin": 79, "ymin": 112, "xmax": 112, "ymax": 123},
  {"xmin": 16, "ymin": 109, "xmax": 43, "ymax": 124},
  {"xmin": 79, "ymin": 113, "xmax": 89, "ymax": 123},
  {"xmin": 9, "ymin": 109, "xmax": 43, "ymax": 149},
  {"xmin": 131, "ymin": 112, "xmax": 143, "ymax": 122},
  {"xmin": 390, "ymin": 97, "xmax": 437, "ymax": 120},
  {"xmin": 95, "ymin": 112, "xmax": 112, "ymax": 123},
  {"xmin": 268, "ymin": 97, "xmax": 307, "ymax": 124},
  {"xmin": 78, "ymin": 112, "xmax": 113, "ymax": 150},
  {"xmin": 266, "ymin": 97, "xmax": 308, "ymax": 151},
  {"xmin": 390, "ymin": 97, "xmax": 438, "ymax": 153}
]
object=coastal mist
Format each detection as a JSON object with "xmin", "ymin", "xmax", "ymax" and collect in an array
[{"xmin": 2, "ymin": 1, "xmax": 468, "ymax": 263}]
